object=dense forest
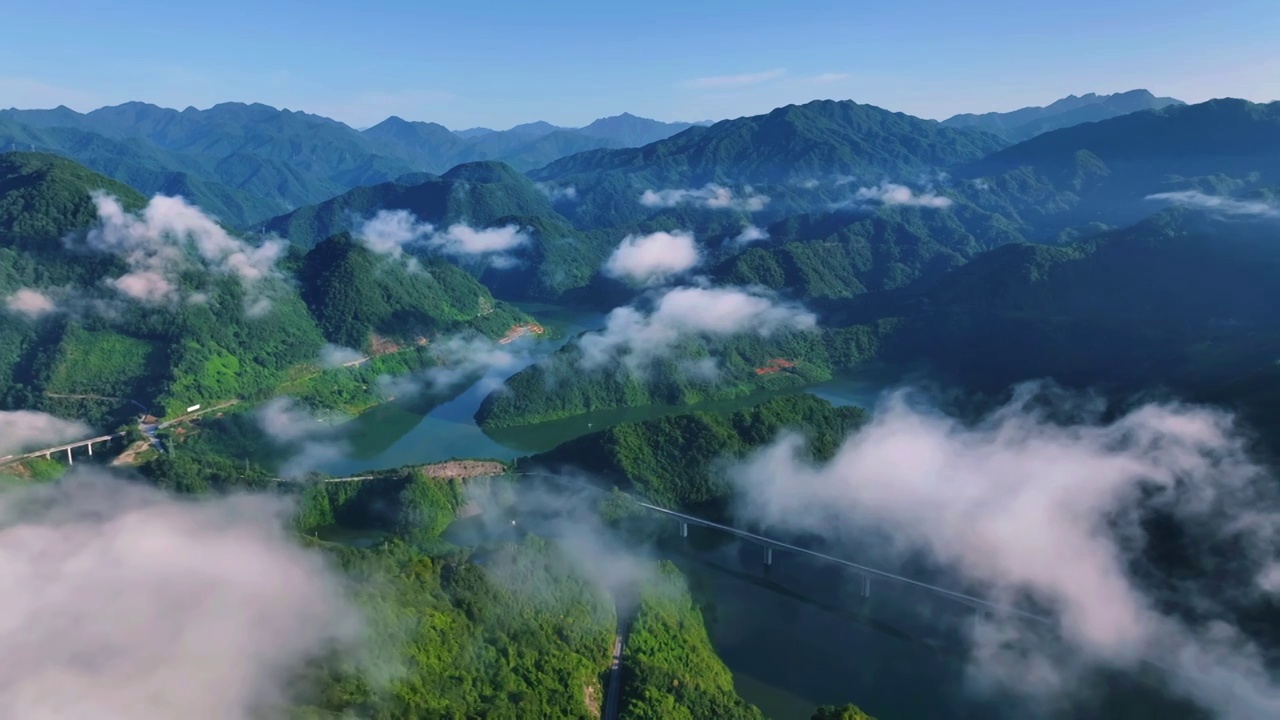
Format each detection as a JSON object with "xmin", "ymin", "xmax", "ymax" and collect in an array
[
  {"xmin": 5, "ymin": 86, "xmax": 1280, "ymax": 720},
  {"xmin": 527, "ymin": 395, "xmax": 867, "ymax": 512},
  {"xmin": 0, "ymin": 152, "xmax": 540, "ymax": 427}
]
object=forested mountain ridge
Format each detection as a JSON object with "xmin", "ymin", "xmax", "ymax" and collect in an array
[
  {"xmin": 867, "ymin": 207, "xmax": 1280, "ymax": 392},
  {"xmin": 531, "ymin": 99, "xmax": 1009, "ymax": 188},
  {"xmin": 261, "ymin": 160, "xmax": 564, "ymax": 250},
  {"xmin": 955, "ymin": 98, "xmax": 1280, "ymax": 237},
  {"xmin": 0, "ymin": 116, "xmax": 282, "ymax": 228},
  {"xmin": 942, "ymin": 89, "xmax": 1185, "ymax": 141}
]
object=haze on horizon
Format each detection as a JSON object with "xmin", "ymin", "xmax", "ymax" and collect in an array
[{"xmin": 1, "ymin": 0, "xmax": 1277, "ymax": 130}]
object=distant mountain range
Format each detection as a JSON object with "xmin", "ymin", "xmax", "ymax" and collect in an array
[
  {"xmin": 0, "ymin": 103, "xmax": 705, "ymax": 226},
  {"xmin": 941, "ymin": 89, "xmax": 1185, "ymax": 141},
  {"xmin": 0, "ymin": 90, "xmax": 1189, "ymax": 228}
]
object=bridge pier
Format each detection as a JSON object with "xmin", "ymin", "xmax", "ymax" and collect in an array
[
  {"xmin": 679, "ymin": 521, "xmax": 688, "ymax": 538},
  {"xmin": 763, "ymin": 547, "xmax": 774, "ymax": 566},
  {"xmin": 87, "ymin": 442, "xmax": 92, "ymax": 457},
  {"xmin": 861, "ymin": 574, "xmax": 871, "ymax": 598},
  {"xmin": 67, "ymin": 447, "xmax": 73, "ymax": 465}
]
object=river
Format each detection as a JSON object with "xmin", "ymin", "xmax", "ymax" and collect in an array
[{"xmin": 320, "ymin": 300, "xmax": 895, "ymax": 476}]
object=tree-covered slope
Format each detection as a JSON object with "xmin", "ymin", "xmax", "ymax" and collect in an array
[
  {"xmin": 0, "ymin": 118, "xmax": 300, "ymax": 225},
  {"xmin": 0, "ymin": 151, "xmax": 146, "ymax": 250},
  {"xmin": 712, "ymin": 205, "xmax": 1024, "ymax": 298},
  {"xmin": 263, "ymin": 161, "xmax": 563, "ymax": 250},
  {"xmin": 957, "ymin": 98, "xmax": 1280, "ymax": 237},
  {"xmin": 476, "ymin": 325, "xmax": 885, "ymax": 429},
  {"xmin": 299, "ymin": 232, "xmax": 532, "ymax": 349},
  {"xmin": 871, "ymin": 208, "xmax": 1280, "ymax": 391},
  {"xmin": 531, "ymin": 99, "xmax": 1008, "ymax": 187},
  {"xmin": 528, "ymin": 394, "xmax": 867, "ymax": 510},
  {"xmin": 619, "ymin": 561, "xmax": 766, "ymax": 720}
]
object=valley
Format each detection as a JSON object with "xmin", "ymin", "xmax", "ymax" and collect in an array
[{"xmin": 1, "ymin": 51, "xmax": 1278, "ymax": 720}]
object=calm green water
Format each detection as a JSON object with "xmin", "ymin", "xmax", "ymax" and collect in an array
[{"xmin": 321, "ymin": 301, "xmax": 896, "ymax": 476}]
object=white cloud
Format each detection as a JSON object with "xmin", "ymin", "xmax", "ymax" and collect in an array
[
  {"xmin": 256, "ymin": 398, "xmax": 348, "ymax": 479},
  {"xmin": 603, "ymin": 231, "xmax": 701, "ymax": 285},
  {"xmin": 578, "ymin": 286, "xmax": 816, "ymax": 372},
  {"xmin": 378, "ymin": 332, "xmax": 532, "ymax": 400},
  {"xmin": 319, "ymin": 344, "xmax": 365, "ymax": 369},
  {"xmin": 433, "ymin": 223, "xmax": 528, "ymax": 255},
  {"xmin": 355, "ymin": 208, "xmax": 431, "ymax": 258},
  {"xmin": 853, "ymin": 182, "xmax": 953, "ymax": 208},
  {"xmin": 639, "ymin": 184, "xmax": 770, "ymax": 212},
  {"xmin": 83, "ymin": 193, "xmax": 285, "ymax": 307},
  {"xmin": 4, "ymin": 289, "xmax": 57, "ymax": 320},
  {"xmin": 0, "ymin": 411, "xmax": 92, "ymax": 457},
  {"xmin": 354, "ymin": 210, "xmax": 529, "ymax": 267},
  {"xmin": 0, "ymin": 470, "xmax": 360, "ymax": 719},
  {"xmin": 731, "ymin": 224, "xmax": 769, "ymax": 245},
  {"xmin": 534, "ymin": 182, "xmax": 578, "ymax": 202},
  {"xmin": 682, "ymin": 69, "xmax": 787, "ymax": 90},
  {"xmin": 731, "ymin": 384, "xmax": 1280, "ymax": 718},
  {"xmin": 803, "ymin": 73, "xmax": 851, "ymax": 84},
  {"xmin": 1146, "ymin": 191, "xmax": 1280, "ymax": 218}
]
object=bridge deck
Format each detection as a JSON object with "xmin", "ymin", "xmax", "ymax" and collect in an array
[{"xmin": 639, "ymin": 502, "xmax": 1051, "ymax": 624}]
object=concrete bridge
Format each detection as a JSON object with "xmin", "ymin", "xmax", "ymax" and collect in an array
[
  {"xmin": 1, "ymin": 433, "xmax": 123, "ymax": 467},
  {"xmin": 638, "ymin": 502, "xmax": 1052, "ymax": 626},
  {"xmin": 0, "ymin": 399, "xmax": 242, "ymax": 469}
]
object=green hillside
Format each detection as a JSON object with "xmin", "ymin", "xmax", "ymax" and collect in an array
[
  {"xmin": 959, "ymin": 98, "xmax": 1280, "ymax": 237},
  {"xmin": 299, "ymin": 232, "xmax": 532, "ymax": 349},
  {"xmin": 531, "ymin": 99, "xmax": 1007, "ymax": 187},
  {"xmin": 477, "ymin": 325, "xmax": 884, "ymax": 429},
  {"xmin": 528, "ymin": 394, "xmax": 867, "ymax": 511},
  {"xmin": 0, "ymin": 153, "xmax": 545, "ymax": 424},
  {"xmin": 0, "ymin": 119, "xmax": 288, "ymax": 225},
  {"xmin": 0, "ymin": 151, "xmax": 146, "ymax": 250},
  {"xmin": 263, "ymin": 161, "xmax": 562, "ymax": 250}
]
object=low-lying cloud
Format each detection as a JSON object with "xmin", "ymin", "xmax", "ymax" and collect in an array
[
  {"xmin": 534, "ymin": 182, "xmax": 578, "ymax": 202},
  {"xmin": 853, "ymin": 182, "xmax": 953, "ymax": 208},
  {"xmin": 377, "ymin": 332, "xmax": 532, "ymax": 400},
  {"xmin": 0, "ymin": 410, "xmax": 92, "ymax": 457},
  {"xmin": 256, "ymin": 398, "xmax": 349, "ymax": 479},
  {"xmin": 319, "ymin": 344, "xmax": 366, "ymax": 369},
  {"xmin": 578, "ymin": 285, "xmax": 816, "ymax": 372},
  {"xmin": 603, "ymin": 230, "xmax": 702, "ymax": 285},
  {"xmin": 4, "ymin": 288, "xmax": 57, "ymax": 320},
  {"xmin": 730, "ymin": 224, "xmax": 769, "ymax": 245},
  {"xmin": 0, "ymin": 469, "xmax": 360, "ymax": 719},
  {"xmin": 640, "ymin": 184, "xmax": 770, "ymax": 212},
  {"xmin": 1146, "ymin": 191, "xmax": 1280, "ymax": 218},
  {"xmin": 731, "ymin": 383, "xmax": 1280, "ymax": 718},
  {"xmin": 355, "ymin": 209, "xmax": 529, "ymax": 267},
  {"xmin": 83, "ymin": 193, "xmax": 286, "ymax": 308}
]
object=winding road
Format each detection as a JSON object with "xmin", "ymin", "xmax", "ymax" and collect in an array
[{"xmin": 602, "ymin": 621, "xmax": 629, "ymax": 720}]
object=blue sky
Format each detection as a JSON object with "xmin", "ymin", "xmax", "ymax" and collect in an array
[{"xmin": 1, "ymin": 0, "xmax": 1277, "ymax": 130}]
